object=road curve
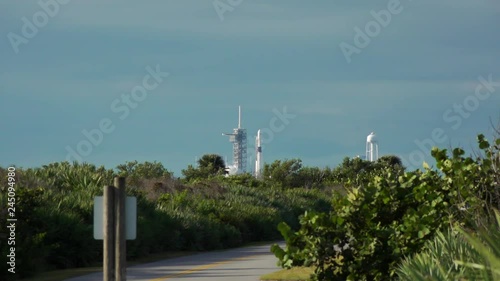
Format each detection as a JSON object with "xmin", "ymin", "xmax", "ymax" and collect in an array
[{"xmin": 65, "ymin": 242, "xmax": 283, "ymax": 281}]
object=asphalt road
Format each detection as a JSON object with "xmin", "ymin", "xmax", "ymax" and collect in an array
[{"xmin": 65, "ymin": 242, "xmax": 283, "ymax": 281}]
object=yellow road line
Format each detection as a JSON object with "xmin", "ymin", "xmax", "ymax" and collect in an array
[{"xmin": 149, "ymin": 254, "xmax": 260, "ymax": 281}]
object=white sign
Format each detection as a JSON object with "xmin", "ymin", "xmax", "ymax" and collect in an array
[{"xmin": 93, "ymin": 196, "xmax": 137, "ymax": 240}]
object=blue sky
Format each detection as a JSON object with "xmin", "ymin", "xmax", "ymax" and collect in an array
[{"xmin": 1, "ymin": 0, "xmax": 499, "ymax": 176}]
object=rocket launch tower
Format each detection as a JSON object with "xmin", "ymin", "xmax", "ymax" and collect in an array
[{"xmin": 222, "ymin": 106, "xmax": 247, "ymax": 174}]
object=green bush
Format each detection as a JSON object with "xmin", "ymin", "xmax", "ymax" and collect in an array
[
  {"xmin": 273, "ymin": 168, "xmax": 453, "ymax": 280},
  {"xmin": 397, "ymin": 229, "xmax": 485, "ymax": 280},
  {"xmin": 40, "ymin": 209, "xmax": 99, "ymax": 269},
  {"xmin": 272, "ymin": 134, "xmax": 500, "ymax": 280},
  {"xmin": 398, "ymin": 210, "xmax": 500, "ymax": 281},
  {"xmin": 0, "ymin": 159, "xmax": 330, "ymax": 278},
  {"xmin": 0, "ymin": 187, "xmax": 50, "ymax": 280}
]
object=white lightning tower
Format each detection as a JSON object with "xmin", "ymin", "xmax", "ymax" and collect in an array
[
  {"xmin": 222, "ymin": 106, "xmax": 247, "ymax": 174},
  {"xmin": 255, "ymin": 129, "xmax": 262, "ymax": 178},
  {"xmin": 366, "ymin": 132, "xmax": 379, "ymax": 162}
]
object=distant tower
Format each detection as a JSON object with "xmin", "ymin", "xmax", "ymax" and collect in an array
[
  {"xmin": 366, "ymin": 132, "xmax": 379, "ymax": 162},
  {"xmin": 255, "ymin": 129, "xmax": 262, "ymax": 178},
  {"xmin": 222, "ymin": 106, "xmax": 247, "ymax": 174}
]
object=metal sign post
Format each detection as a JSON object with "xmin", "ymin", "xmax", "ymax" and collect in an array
[
  {"xmin": 114, "ymin": 177, "xmax": 126, "ymax": 281},
  {"xmin": 94, "ymin": 177, "xmax": 136, "ymax": 281},
  {"xmin": 104, "ymin": 185, "xmax": 115, "ymax": 281}
]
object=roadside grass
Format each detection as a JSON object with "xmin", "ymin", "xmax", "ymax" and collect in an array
[
  {"xmin": 19, "ymin": 267, "xmax": 102, "ymax": 281},
  {"xmin": 20, "ymin": 251, "xmax": 195, "ymax": 281},
  {"xmin": 260, "ymin": 267, "xmax": 314, "ymax": 281}
]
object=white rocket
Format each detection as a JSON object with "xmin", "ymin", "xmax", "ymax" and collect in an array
[{"xmin": 255, "ymin": 129, "xmax": 262, "ymax": 178}]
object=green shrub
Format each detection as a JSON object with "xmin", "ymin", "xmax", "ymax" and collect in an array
[
  {"xmin": 0, "ymin": 187, "xmax": 50, "ymax": 280},
  {"xmin": 272, "ymin": 134, "xmax": 500, "ymax": 281},
  {"xmin": 272, "ymin": 167, "xmax": 454, "ymax": 280},
  {"xmin": 40, "ymin": 209, "xmax": 99, "ymax": 269},
  {"xmin": 398, "ymin": 210, "xmax": 500, "ymax": 281},
  {"xmin": 0, "ymin": 160, "xmax": 333, "ymax": 278}
]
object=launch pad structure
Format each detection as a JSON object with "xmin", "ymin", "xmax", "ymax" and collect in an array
[{"xmin": 222, "ymin": 106, "xmax": 247, "ymax": 174}]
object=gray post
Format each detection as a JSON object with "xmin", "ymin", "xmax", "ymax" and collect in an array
[
  {"xmin": 114, "ymin": 177, "xmax": 126, "ymax": 281},
  {"xmin": 103, "ymin": 185, "xmax": 115, "ymax": 281}
]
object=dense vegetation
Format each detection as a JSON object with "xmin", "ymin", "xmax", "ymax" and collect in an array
[
  {"xmin": 272, "ymin": 133, "xmax": 500, "ymax": 280},
  {"xmin": 397, "ymin": 213, "xmax": 500, "ymax": 281},
  {"xmin": 1, "ymin": 131, "xmax": 498, "ymax": 281},
  {"xmin": 0, "ymin": 159, "xmax": 335, "ymax": 280}
]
